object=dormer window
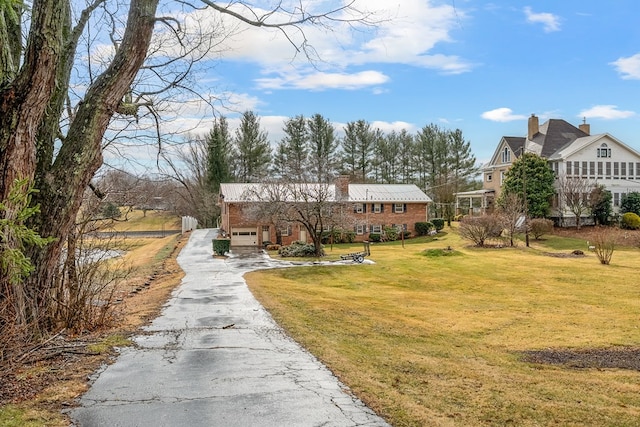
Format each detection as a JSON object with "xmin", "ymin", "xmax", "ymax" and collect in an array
[
  {"xmin": 501, "ymin": 147, "xmax": 511, "ymax": 163},
  {"xmin": 597, "ymin": 143, "xmax": 611, "ymax": 158}
]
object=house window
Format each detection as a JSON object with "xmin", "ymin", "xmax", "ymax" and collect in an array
[
  {"xmin": 280, "ymin": 225, "xmax": 292, "ymax": 236},
  {"xmin": 486, "ymin": 173, "xmax": 492, "ymax": 182},
  {"xmin": 589, "ymin": 161, "xmax": 595, "ymax": 176},
  {"xmin": 355, "ymin": 203, "xmax": 364, "ymax": 213},
  {"xmin": 370, "ymin": 224, "xmax": 382, "ymax": 233},
  {"xmin": 356, "ymin": 224, "xmax": 366, "ymax": 235},
  {"xmin": 614, "ymin": 162, "xmax": 619, "ymax": 178},
  {"xmin": 605, "ymin": 162, "xmax": 611, "ymax": 177},
  {"xmin": 566, "ymin": 161, "xmax": 572, "ymax": 176},
  {"xmin": 394, "ymin": 203, "xmax": 405, "ymax": 213},
  {"xmin": 582, "ymin": 161, "xmax": 587, "ymax": 177},
  {"xmin": 614, "ymin": 193, "xmax": 620, "ymax": 207},
  {"xmin": 597, "ymin": 143, "xmax": 611, "ymax": 158},
  {"xmin": 597, "ymin": 161, "xmax": 603, "ymax": 177},
  {"xmin": 629, "ymin": 162, "xmax": 635, "ymax": 178},
  {"xmin": 372, "ymin": 203, "xmax": 382, "ymax": 213},
  {"xmin": 637, "ymin": 163, "xmax": 640, "ymax": 177},
  {"xmin": 501, "ymin": 147, "xmax": 511, "ymax": 163},
  {"xmin": 500, "ymin": 171, "xmax": 505, "ymax": 184},
  {"xmin": 621, "ymin": 162, "xmax": 627, "ymax": 177}
]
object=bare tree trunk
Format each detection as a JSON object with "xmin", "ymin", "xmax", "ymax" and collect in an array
[{"xmin": 0, "ymin": 0, "xmax": 160, "ymax": 333}]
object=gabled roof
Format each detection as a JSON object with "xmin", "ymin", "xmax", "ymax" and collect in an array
[
  {"xmin": 219, "ymin": 183, "xmax": 431, "ymax": 203},
  {"xmin": 532, "ymin": 119, "xmax": 589, "ymax": 158},
  {"xmin": 548, "ymin": 133, "xmax": 640, "ymax": 161},
  {"xmin": 504, "ymin": 136, "xmax": 526, "ymax": 155}
]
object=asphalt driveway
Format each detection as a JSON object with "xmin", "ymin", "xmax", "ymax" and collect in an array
[{"xmin": 70, "ymin": 229, "xmax": 389, "ymax": 426}]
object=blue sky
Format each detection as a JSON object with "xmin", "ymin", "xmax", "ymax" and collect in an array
[{"xmin": 149, "ymin": 0, "xmax": 640, "ymax": 166}]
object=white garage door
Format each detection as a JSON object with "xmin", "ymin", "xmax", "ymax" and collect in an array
[{"xmin": 231, "ymin": 228, "xmax": 258, "ymax": 246}]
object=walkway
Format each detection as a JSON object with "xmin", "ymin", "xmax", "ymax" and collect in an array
[{"xmin": 70, "ymin": 229, "xmax": 389, "ymax": 426}]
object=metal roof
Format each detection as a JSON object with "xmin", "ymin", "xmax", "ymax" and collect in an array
[
  {"xmin": 219, "ymin": 183, "xmax": 431, "ymax": 203},
  {"xmin": 348, "ymin": 184, "xmax": 431, "ymax": 202}
]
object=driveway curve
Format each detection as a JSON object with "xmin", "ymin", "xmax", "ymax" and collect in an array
[{"xmin": 71, "ymin": 229, "xmax": 389, "ymax": 427}]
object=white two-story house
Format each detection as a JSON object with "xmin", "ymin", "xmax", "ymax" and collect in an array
[{"xmin": 462, "ymin": 114, "xmax": 640, "ymax": 225}]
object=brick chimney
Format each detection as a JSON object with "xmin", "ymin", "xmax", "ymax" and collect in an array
[
  {"xmin": 528, "ymin": 114, "xmax": 539, "ymax": 140},
  {"xmin": 579, "ymin": 117, "xmax": 590, "ymax": 135},
  {"xmin": 335, "ymin": 175, "xmax": 350, "ymax": 201}
]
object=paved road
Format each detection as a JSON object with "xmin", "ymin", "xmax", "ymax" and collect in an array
[{"xmin": 71, "ymin": 229, "xmax": 389, "ymax": 427}]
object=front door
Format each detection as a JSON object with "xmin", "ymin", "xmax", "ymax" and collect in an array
[
  {"xmin": 299, "ymin": 228, "xmax": 307, "ymax": 243},
  {"xmin": 262, "ymin": 226, "xmax": 270, "ymax": 244}
]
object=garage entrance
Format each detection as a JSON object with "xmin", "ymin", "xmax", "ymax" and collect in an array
[{"xmin": 230, "ymin": 227, "xmax": 258, "ymax": 246}]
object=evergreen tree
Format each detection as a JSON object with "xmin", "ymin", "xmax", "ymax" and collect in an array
[
  {"xmin": 397, "ymin": 129, "xmax": 416, "ymax": 184},
  {"xmin": 620, "ymin": 191, "xmax": 640, "ymax": 216},
  {"xmin": 500, "ymin": 152, "xmax": 555, "ymax": 218},
  {"xmin": 341, "ymin": 119, "xmax": 375, "ymax": 182},
  {"xmin": 272, "ymin": 115, "xmax": 308, "ymax": 182},
  {"xmin": 307, "ymin": 114, "xmax": 338, "ymax": 183},
  {"xmin": 374, "ymin": 130, "xmax": 401, "ymax": 184},
  {"xmin": 207, "ymin": 116, "xmax": 233, "ymax": 192},
  {"xmin": 234, "ymin": 111, "xmax": 272, "ymax": 182},
  {"xmin": 416, "ymin": 124, "xmax": 448, "ymax": 216},
  {"xmin": 590, "ymin": 184, "xmax": 612, "ymax": 225}
]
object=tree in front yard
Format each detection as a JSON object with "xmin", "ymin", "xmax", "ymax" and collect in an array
[
  {"xmin": 620, "ymin": 192, "xmax": 640, "ymax": 216},
  {"xmin": 242, "ymin": 182, "xmax": 355, "ymax": 257},
  {"xmin": 590, "ymin": 184, "xmax": 612, "ymax": 225},
  {"xmin": 557, "ymin": 176, "xmax": 596, "ymax": 229},
  {"xmin": 500, "ymin": 152, "xmax": 555, "ymax": 218}
]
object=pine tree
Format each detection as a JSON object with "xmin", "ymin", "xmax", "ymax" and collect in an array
[
  {"xmin": 307, "ymin": 114, "xmax": 338, "ymax": 183},
  {"xmin": 341, "ymin": 119, "xmax": 374, "ymax": 182},
  {"xmin": 272, "ymin": 115, "xmax": 308, "ymax": 182},
  {"xmin": 207, "ymin": 116, "xmax": 233, "ymax": 192},
  {"xmin": 234, "ymin": 111, "xmax": 272, "ymax": 182}
]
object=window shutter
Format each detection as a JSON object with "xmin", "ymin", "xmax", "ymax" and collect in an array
[
  {"xmin": 381, "ymin": 203, "xmax": 384, "ymax": 212},
  {"xmin": 363, "ymin": 204, "xmax": 367, "ymax": 213},
  {"xmin": 404, "ymin": 203, "xmax": 407, "ymax": 212}
]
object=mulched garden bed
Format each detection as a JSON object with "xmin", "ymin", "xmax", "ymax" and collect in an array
[{"xmin": 520, "ymin": 347, "xmax": 640, "ymax": 371}]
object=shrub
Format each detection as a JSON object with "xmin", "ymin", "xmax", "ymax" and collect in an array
[
  {"xmin": 212, "ymin": 238, "xmax": 230, "ymax": 256},
  {"xmin": 278, "ymin": 241, "xmax": 320, "ymax": 257},
  {"xmin": 458, "ymin": 215, "xmax": 502, "ymax": 247},
  {"xmin": 265, "ymin": 244, "xmax": 281, "ymax": 251},
  {"xmin": 415, "ymin": 222, "xmax": 433, "ymax": 236},
  {"xmin": 368, "ymin": 233, "xmax": 382, "ymax": 242},
  {"xmin": 592, "ymin": 229, "xmax": 615, "ymax": 265},
  {"xmin": 402, "ymin": 230, "xmax": 411, "ymax": 239},
  {"xmin": 620, "ymin": 212, "xmax": 640, "ymax": 230},
  {"xmin": 620, "ymin": 192, "xmax": 640, "ymax": 216},
  {"xmin": 383, "ymin": 227, "xmax": 398, "ymax": 241},
  {"xmin": 431, "ymin": 218, "xmax": 445, "ymax": 231},
  {"xmin": 529, "ymin": 218, "xmax": 554, "ymax": 239}
]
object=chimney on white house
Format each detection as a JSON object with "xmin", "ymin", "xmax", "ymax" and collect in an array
[
  {"xmin": 579, "ymin": 117, "xmax": 591, "ymax": 135},
  {"xmin": 528, "ymin": 114, "xmax": 539, "ymax": 140}
]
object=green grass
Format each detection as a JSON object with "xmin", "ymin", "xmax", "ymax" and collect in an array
[{"xmin": 246, "ymin": 227, "xmax": 640, "ymax": 427}]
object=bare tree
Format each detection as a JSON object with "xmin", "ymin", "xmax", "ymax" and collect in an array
[
  {"xmin": 1, "ymin": 0, "xmax": 378, "ymax": 335},
  {"xmin": 497, "ymin": 192, "xmax": 526, "ymax": 247},
  {"xmin": 243, "ymin": 182, "xmax": 355, "ymax": 257},
  {"xmin": 557, "ymin": 176, "xmax": 595, "ymax": 229},
  {"xmin": 161, "ymin": 137, "xmax": 219, "ymax": 227}
]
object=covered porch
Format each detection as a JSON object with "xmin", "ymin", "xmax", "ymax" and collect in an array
[{"xmin": 454, "ymin": 189, "xmax": 495, "ymax": 217}]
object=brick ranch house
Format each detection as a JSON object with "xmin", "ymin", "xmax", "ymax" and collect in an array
[{"xmin": 219, "ymin": 178, "xmax": 432, "ymax": 247}]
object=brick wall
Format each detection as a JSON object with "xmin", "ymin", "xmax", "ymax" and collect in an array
[{"xmin": 221, "ymin": 201, "xmax": 429, "ymax": 245}]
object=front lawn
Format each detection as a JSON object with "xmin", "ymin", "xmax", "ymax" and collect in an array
[{"xmin": 245, "ymin": 228, "xmax": 640, "ymax": 426}]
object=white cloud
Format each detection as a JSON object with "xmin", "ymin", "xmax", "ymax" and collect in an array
[
  {"xmin": 172, "ymin": 0, "xmax": 474, "ymax": 92},
  {"xmin": 524, "ymin": 6, "xmax": 561, "ymax": 33},
  {"xmin": 481, "ymin": 108, "xmax": 527, "ymax": 122},
  {"xmin": 579, "ymin": 105, "xmax": 635, "ymax": 120},
  {"xmin": 370, "ymin": 120, "xmax": 417, "ymax": 134},
  {"xmin": 256, "ymin": 70, "xmax": 389, "ymax": 91},
  {"xmin": 610, "ymin": 53, "xmax": 640, "ymax": 79}
]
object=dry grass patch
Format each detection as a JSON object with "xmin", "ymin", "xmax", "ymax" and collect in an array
[
  {"xmin": 0, "ymin": 233, "xmax": 187, "ymax": 426},
  {"xmin": 246, "ymin": 229, "xmax": 640, "ymax": 426}
]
